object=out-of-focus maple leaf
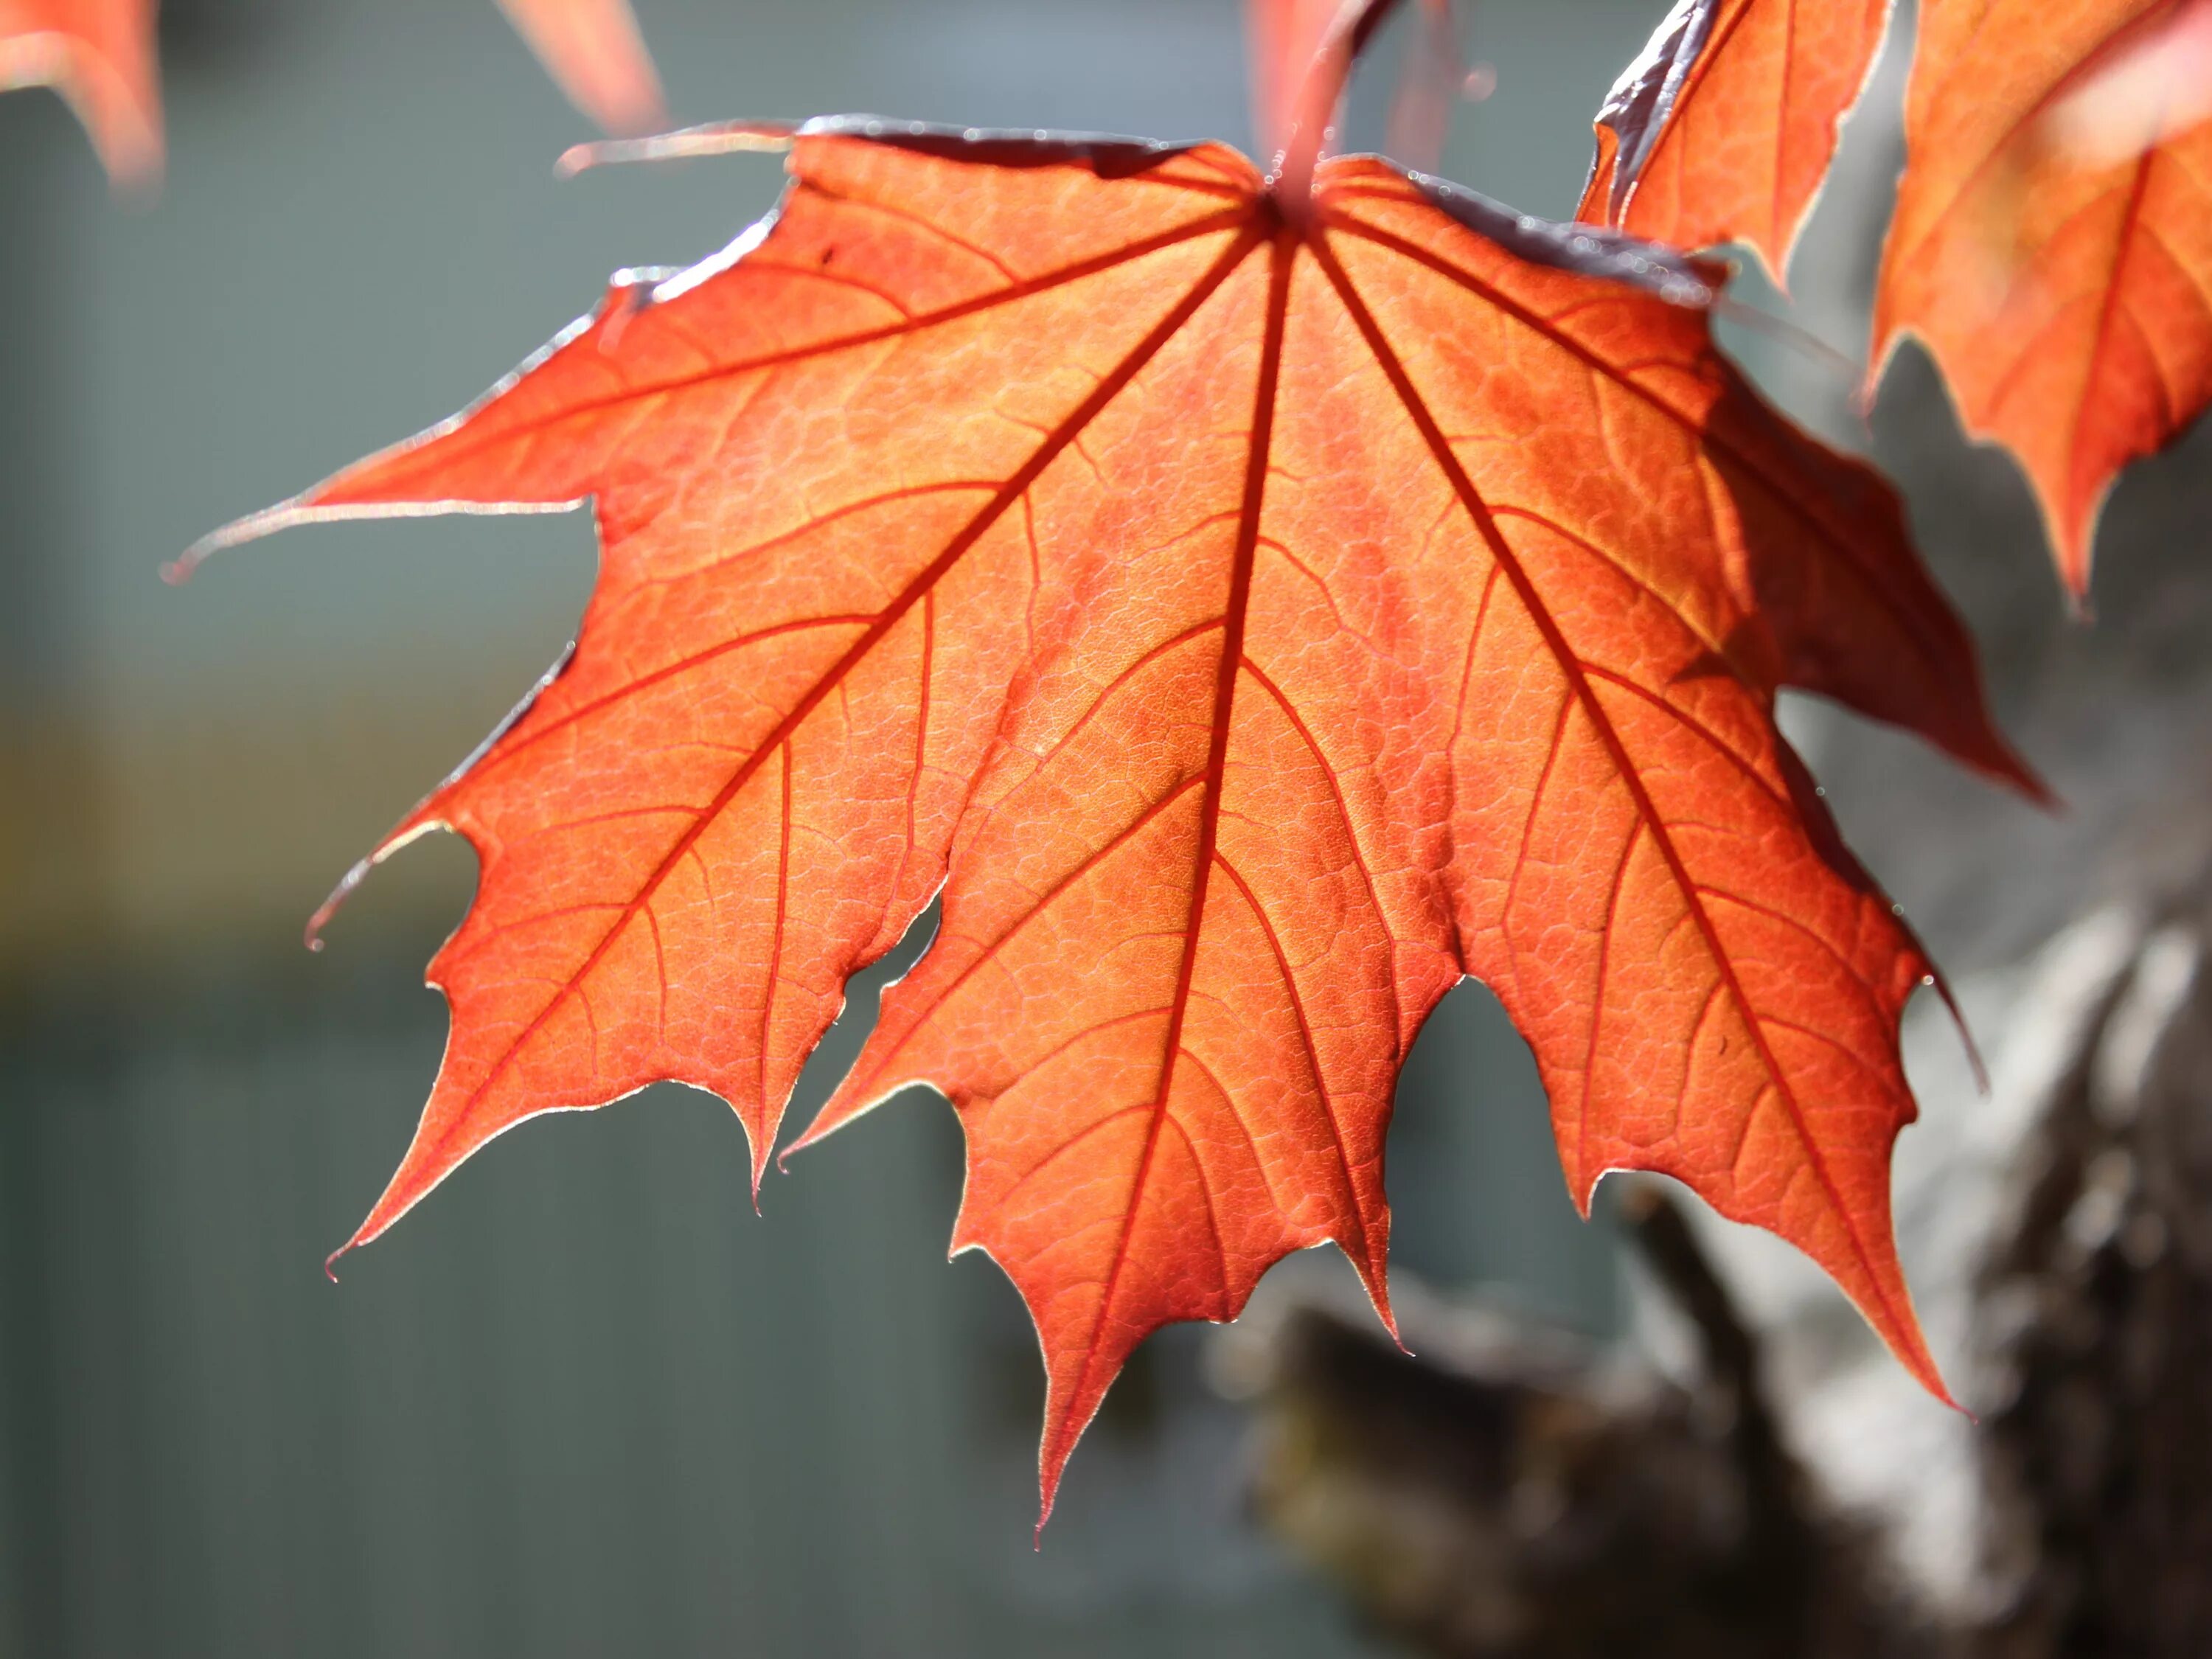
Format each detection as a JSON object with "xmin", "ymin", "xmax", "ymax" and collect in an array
[
  {"xmin": 1575, "ymin": 0, "xmax": 1893, "ymax": 282},
  {"xmin": 1576, "ymin": 0, "xmax": 2209, "ymax": 596},
  {"xmin": 0, "ymin": 0, "xmax": 160, "ymax": 184},
  {"xmin": 496, "ymin": 0, "xmax": 664, "ymax": 136},
  {"xmin": 0, "ymin": 0, "xmax": 662, "ymax": 181},
  {"xmin": 1383, "ymin": 0, "xmax": 1465, "ymax": 174},
  {"xmin": 189, "ymin": 10, "xmax": 2039, "ymax": 1517},
  {"xmin": 1873, "ymin": 0, "xmax": 2212, "ymax": 597},
  {"xmin": 2039, "ymin": 0, "xmax": 2212, "ymax": 163},
  {"xmin": 1251, "ymin": 0, "xmax": 1465, "ymax": 175}
]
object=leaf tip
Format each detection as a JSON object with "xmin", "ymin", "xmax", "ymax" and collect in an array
[
  {"xmin": 1035, "ymin": 1452, "xmax": 1067, "ymax": 1545},
  {"xmin": 782, "ymin": 1079, "xmax": 876, "ymax": 1164},
  {"xmin": 1034, "ymin": 1364, "xmax": 1110, "ymax": 1543},
  {"xmin": 1565, "ymin": 1158, "xmax": 1599, "ymax": 1222},
  {"xmin": 2038, "ymin": 475, "xmax": 2107, "ymax": 617},
  {"xmin": 1921, "ymin": 1356, "xmax": 1966, "ymax": 1416},
  {"xmin": 1347, "ymin": 1244, "xmax": 1402, "ymax": 1349},
  {"xmin": 1983, "ymin": 735, "xmax": 2059, "ymax": 813},
  {"xmin": 161, "ymin": 536, "xmax": 222, "ymax": 586},
  {"xmin": 306, "ymin": 850, "xmax": 380, "ymax": 953},
  {"xmin": 169, "ymin": 500, "xmax": 319, "ymax": 582},
  {"xmin": 1840, "ymin": 1267, "xmax": 1956, "ymax": 1414},
  {"xmin": 554, "ymin": 119, "xmax": 800, "ymax": 179},
  {"xmin": 2054, "ymin": 530, "xmax": 2100, "ymax": 620},
  {"xmin": 1837, "ymin": 1203, "xmax": 1958, "ymax": 1413},
  {"xmin": 779, "ymin": 1120, "xmax": 824, "ymax": 1167},
  {"xmin": 1923, "ymin": 966, "xmax": 1991, "ymax": 1096},
  {"xmin": 496, "ymin": 0, "xmax": 665, "ymax": 140}
]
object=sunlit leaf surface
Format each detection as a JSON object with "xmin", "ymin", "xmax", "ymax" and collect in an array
[{"xmin": 198, "ymin": 117, "xmax": 2037, "ymax": 1517}]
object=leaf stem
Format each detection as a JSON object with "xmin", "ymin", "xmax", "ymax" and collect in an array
[{"xmin": 1270, "ymin": 0, "xmax": 1408, "ymax": 215}]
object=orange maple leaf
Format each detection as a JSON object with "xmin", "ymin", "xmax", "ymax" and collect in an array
[
  {"xmin": 1575, "ymin": 0, "xmax": 1893, "ymax": 283},
  {"xmin": 495, "ymin": 0, "xmax": 665, "ymax": 138},
  {"xmin": 0, "ymin": 0, "xmax": 160, "ymax": 184},
  {"xmin": 0, "ymin": 0, "xmax": 663, "ymax": 181},
  {"xmin": 185, "ymin": 69, "xmax": 2039, "ymax": 1513},
  {"xmin": 1873, "ymin": 0, "xmax": 2212, "ymax": 597},
  {"xmin": 1575, "ymin": 0, "xmax": 2211, "ymax": 597}
]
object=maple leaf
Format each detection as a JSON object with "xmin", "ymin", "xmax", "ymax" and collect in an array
[
  {"xmin": 1872, "ymin": 0, "xmax": 2212, "ymax": 597},
  {"xmin": 0, "ymin": 0, "xmax": 160, "ymax": 184},
  {"xmin": 0, "ymin": 0, "xmax": 662, "ymax": 181},
  {"xmin": 1577, "ymin": 0, "xmax": 2211, "ymax": 595},
  {"xmin": 184, "ymin": 50, "xmax": 2039, "ymax": 1513},
  {"xmin": 1575, "ymin": 0, "xmax": 1893, "ymax": 282},
  {"xmin": 495, "ymin": 0, "xmax": 665, "ymax": 138}
]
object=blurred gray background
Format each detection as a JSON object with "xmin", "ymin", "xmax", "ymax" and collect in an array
[{"xmin": 0, "ymin": 2, "xmax": 1680, "ymax": 1654}]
